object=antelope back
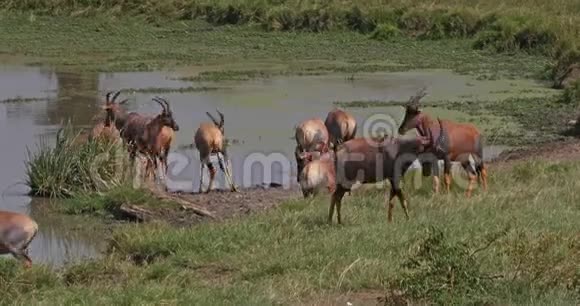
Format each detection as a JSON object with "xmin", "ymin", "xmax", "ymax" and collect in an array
[
  {"xmin": 0, "ymin": 211, "xmax": 38, "ymax": 251},
  {"xmin": 295, "ymin": 118, "xmax": 329, "ymax": 151}
]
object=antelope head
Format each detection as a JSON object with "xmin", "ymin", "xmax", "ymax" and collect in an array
[
  {"xmin": 103, "ymin": 90, "xmax": 129, "ymax": 126},
  {"xmin": 398, "ymin": 87, "xmax": 428, "ymax": 136},
  {"xmin": 152, "ymin": 96, "xmax": 179, "ymax": 131}
]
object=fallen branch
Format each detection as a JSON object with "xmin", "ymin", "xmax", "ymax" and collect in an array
[
  {"xmin": 145, "ymin": 183, "xmax": 216, "ymax": 219},
  {"xmin": 119, "ymin": 204, "xmax": 153, "ymax": 222}
]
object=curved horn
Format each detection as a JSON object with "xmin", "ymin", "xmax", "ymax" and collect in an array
[
  {"xmin": 155, "ymin": 96, "xmax": 170, "ymax": 111},
  {"xmin": 206, "ymin": 111, "xmax": 220, "ymax": 126},
  {"xmin": 216, "ymin": 109, "xmax": 224, "ymax": 128},
  {"xmin": 152, "ymin": 97, "xmax": 166, "ymax": 111},
  {"xmin": 111, "ymin": 91, "xmax": 122, "ymax": 103},
  {"xmin": 105, "ymin": 91, "xmax": 113, "ymax": 103},
  {"xmin": 408, "ymin": 86, "xmax": 427, "ymax": 107}
]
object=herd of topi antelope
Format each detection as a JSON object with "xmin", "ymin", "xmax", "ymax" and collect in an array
[{"xmin": 1, "ymin": 88, "xmax": 488, "ymax": 268}]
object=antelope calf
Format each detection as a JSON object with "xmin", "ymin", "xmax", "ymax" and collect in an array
[
  {"xmin": 298, "ymin": 150, "xmax": 335, "ymax": 198},
  {"xmin": 194, "ymin": 110, "xmax": 237, "ymax": 193},
  {"xmin": 398, "ymin": 88, "xmax": 487, "ymax": 197},
  {"xmin": 329, "ymin": 119, "xmax": 445, "ymax": 224},
  {"xmin": 324, "ymin": 108, "xmax": 357, "ymax": 150},
  {"xmin": 294, "ymin": 118, "xmax": 330, "ymax": 182},
  {"xmin": 0, "ymin": 210, "xmax": 38, "ymax": 268}
]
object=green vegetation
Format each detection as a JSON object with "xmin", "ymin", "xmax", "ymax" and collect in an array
[
  {"xmin": 0, "ymin": 97, "xmax": 48, "ymax": 103},
  {"xmin": 0, "ymin": 14, "xmax": 549, "ymax": 79},
  {"xmin": 335, "ymin": 91, "xmax": 575, "ymax": 146},
  {"xmin": 1, "ymin": 0, "xmax": 578, "ymax": 85},
  {"xmin": 3, "ymin": 159, "xmax": 580, "ymax": 304},
  {"xmin": 120, "ymin": 86, "xmax": 222, "ymax": 94},
  {"xmin": 25, "ymin": 124, "xmax": 131, "ymax": 198}
]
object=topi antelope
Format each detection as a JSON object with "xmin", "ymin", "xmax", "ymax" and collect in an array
[
  {"xmin": 194, "ymin": 109, "xmax": 237, "ymax": 193},
  {"xmin": 121, "ymin": 97, "xmax": 179, "ymax": 183},
  {"xmin": 298, "ymin": 150, "xmax": 335, "ymax": 198},
  {"xmin": 0, "ymin": 210, "xmax": 38, "ymax": 268},
  {"xmin": 294, "ymin": 118, "xmax": 330, "ymax": 183},
  {"xmin": 89, "ymin": 91, "xmax": 128, "ymax": 143},
  {"xmin": 324, "ymin": 108, "xmax": 357, "ymax": 150},
  {"xmin": 329, "ymin": 119, "xmax": 445, "ymax": 224},
  {"xmin": 398, "ymin": 88, "xmax": 487, "ymax": 197}
]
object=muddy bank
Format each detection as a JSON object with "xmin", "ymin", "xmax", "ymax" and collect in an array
[{"xmin": 119, "ymin": 183, "xmax": 301, "ymax": 226}]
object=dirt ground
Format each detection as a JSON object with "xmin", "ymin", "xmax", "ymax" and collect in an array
[{"xmin": 134, "ymin": 139, "xmax": 580, "ymax": 226}]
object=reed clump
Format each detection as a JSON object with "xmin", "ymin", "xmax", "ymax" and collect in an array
[{"xmin": 25, "ymin": 123, "xmax": 131, "ymax": 198}]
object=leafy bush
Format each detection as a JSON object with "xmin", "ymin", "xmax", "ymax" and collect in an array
[{"xmin": 369, "ymin": 23, "xmax": 401, "ymax": 41}]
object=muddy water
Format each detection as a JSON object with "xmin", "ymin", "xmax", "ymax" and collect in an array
[{"xmin": 0, "ymin": 65, "xmax": 547, "ymax": 266}]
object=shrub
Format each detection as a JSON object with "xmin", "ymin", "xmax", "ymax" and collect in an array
[
  {"xmin": 25, "ymin": 122, "xmax": 130, "ymax": 198},
  {"xmin": 369, "ymin": 23, "xmax": 401, "ymax": 41}
]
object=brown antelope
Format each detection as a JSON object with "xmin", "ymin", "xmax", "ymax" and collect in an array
[
  {"xmin": 328, "ymin": 119, "xmax": 445, "ymax": 224},
  {"xmin": 398, "ymin": 88, "xmax": 488, "ymax": 198},
  {"xmin": 0, "ymin": 210, "xmax": 38, "ymax": 268},
  {"xmin": 324, "ymin": 108, "xmax": 357, "ymax": 150},
  {"xmin": 89, "ymin": 91, "xmax": 129, "ymax": 143},
  {"xmin": 298, "ymin": 150, "xmax": 335, "ymax": 198},
  {"xmin": 194, "ymin": 110, "xmax": 237, "ymax": 193},
  {"xmin": 294, "ymin": 118, "xmax": 330, "ymax": 183},
  {"xmin": 121, "ymin": 97, "xmax": 179, "ymax": 183}
]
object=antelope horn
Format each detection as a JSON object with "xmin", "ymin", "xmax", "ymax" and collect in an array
[
  {"xmin": 206, "ymin": 111, "xmax": 220, "ymax": 126},
  {"xmin": 154, "ymin": 96, "xmax": 171, "ymax": 111},
  {"xmin": 216, "ymin": 109, "xmax": 224, "ymax": 128},
  {"xmin": 105, "ymin": 91, "xmax": 113, "ymax": 104},
  {"xmin": 111, "ymin": 91, "xmax": 122, "ymax": 103},
  {"xmin": 152, "ymin": 97, "xmax": 167, "ymax": 112},
  {"xmin": 408, "ymin": 86, "xmax": 427, "ymax": 106}
]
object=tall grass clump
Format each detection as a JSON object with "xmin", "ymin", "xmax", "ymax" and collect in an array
[{"xmin": 25, "ymin": 123, "xmax": 130, "ymax": 198}]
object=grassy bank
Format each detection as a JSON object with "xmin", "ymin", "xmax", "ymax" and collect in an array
[
  {"xmin": 1, "ymin": 0, "xmax": 578, "ymax": 85},
  {"xmin": 0, "ymin": 14, "xmax": 549, "ymax": 78},
  {"xmin": 3, "ymin": 158, "xmax": 580, "ymax": 304},
  {"xmin": 336, "ymin": 92, "xmax": 578, "ymax": 146}
]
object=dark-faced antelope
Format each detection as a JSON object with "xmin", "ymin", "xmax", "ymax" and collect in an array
[
  {"xmin": 121, "ymin": 97, "xmax": 179, "ymax": 183},
  {"xmin": 324, "ymin": 108, "xmax": 357, "ymax": 150},
  {"xmin": 194, "ymin": 110, "xmax": 237, "ymax": 193},
  {"xmin": 294, "ymin": 118, "xmax": 330, "ymax": 183},
  {"xmin": 0, "ymin": 210, "xmax": 38, "ymax": 268},
  {"xmin": 298, "ymin": 150, "xmax": 335, "ymax": 198},
  {"xmin": 328, "ymin": 119, "xmax": 445, "ymax": 224},
  {"xmin": 89, "ymin": 91, "xmax": 128, "ymax": 143},
  {"xmin": 398, "ymin": 88, "xmax": 487, "ymax": 197}
]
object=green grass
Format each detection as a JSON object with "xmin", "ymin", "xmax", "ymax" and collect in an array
[
  {"xmin": 1, "ymin": 0, "xmax": 578, "ymax": 84},
  {"xmin": 25, "ymin": 123, "xmax": 131, "ymax": 198},
  {"xmin": 0, "ymin": 15, "xmax": 550, "ymax": 79},
  {"xmin": 3, "ymin": 159, "xmax": 580, "ymax": 304},
  {"xmin": 335, "ymin": 93, "xmax": 576, "ymax": 146}
]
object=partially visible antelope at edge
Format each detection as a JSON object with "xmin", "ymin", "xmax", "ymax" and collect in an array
[
  {"xmin": 328, "ymin": 118, "xmax": 445, "ymax": 224},
  {"xmin": 194, "ymin": 109, "xmax": 237, "ymax": 193},
  {"xmin": 121, "ymin": 97, "xmax": 180, "ymax": 183},
  {"xmin": 398, "ymin": 88, "xmax": 487, "ymax": 198},
  {"xmin": 294, "ymin": 118, "xmax": 330, "ymax": 183},
  {"xmin": 89, "ymin": 91, "xmax": 129, "ymax": 143},
  {"xmin": 0, "ymin": 210, "xmax": 38, "ymax": 268},
  {"xmin": 324, "ymin": 108, "xmax": 357, "ymax": 150},
  {"xmin": 298, "ymin": 149, "xmax": 335, "ymax": 198}
]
